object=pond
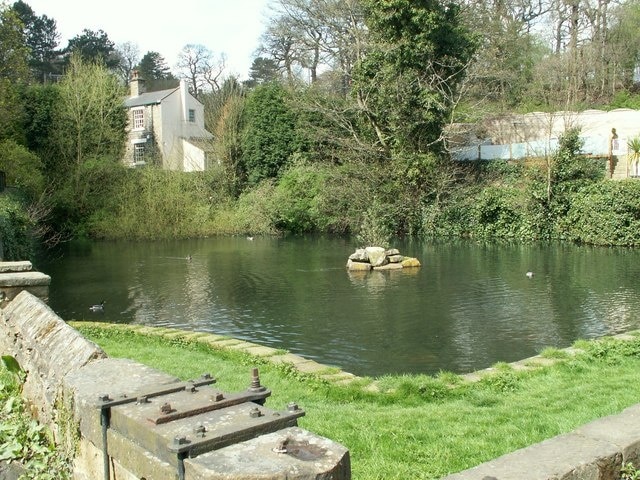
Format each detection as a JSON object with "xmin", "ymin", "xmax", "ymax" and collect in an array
[{"xmin": 37, "ymin": 236, "xmax": 640, "ymax": 377}]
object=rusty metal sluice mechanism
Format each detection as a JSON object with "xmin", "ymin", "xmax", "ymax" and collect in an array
[{"xmin": 96, "ymin": 368, "xmax": 305, "ymax": 480}]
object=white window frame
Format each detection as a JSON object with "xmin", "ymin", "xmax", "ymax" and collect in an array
[
  {"xmin": 133, "ymin": 108, "xmax": 144, "ymax": 130},
  {"xmin": 133, "ymin": 143, "xmax": 145, "ymax": 164}
]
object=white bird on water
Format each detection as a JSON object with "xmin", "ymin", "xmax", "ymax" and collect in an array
[{"xmin": 89, "ymin": 301, "xmax": 105, "ymax": 312}]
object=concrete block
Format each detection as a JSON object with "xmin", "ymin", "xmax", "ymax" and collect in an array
[
  {"xmin": 0, "ymin": 261, "xmax": 32, "ymax": 273},
  {"xmin": 63, "ymin": 357, "xmax": 181, "ymax": 446},
  {"xmin": 185, "ymin": 427, "xmax": 351, "ymax": 480}
]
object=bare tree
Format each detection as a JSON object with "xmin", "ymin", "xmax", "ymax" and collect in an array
[
  {"xmin": 115, "ymin": 41, "xmax": 140, "ymax": 84},
  {"xmin": 259, "ymin": 0, "xmax": 367, "ymax": 85},
  {"xmin": 176, "ymin": 44, "xmax": 226, "ymax": 96}
]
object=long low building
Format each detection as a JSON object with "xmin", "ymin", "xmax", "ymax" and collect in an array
[{"xmin": 450, "ymin": 108, "xmax": 640, "ymax": 174}]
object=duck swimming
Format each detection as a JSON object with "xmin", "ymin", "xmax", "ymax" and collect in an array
[{"xmin": 89, "ymin": 301, "xmax": 105, "ymax": 312}]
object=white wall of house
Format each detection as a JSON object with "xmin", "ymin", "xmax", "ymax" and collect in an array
[{"xmin": 183, "ymin": 140, "xmax": 206, "ymax": 171}]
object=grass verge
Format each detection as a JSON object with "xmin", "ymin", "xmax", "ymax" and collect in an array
[{"xmin": 12, "ymin": 324, "xmax": 640, "ymax": 479}]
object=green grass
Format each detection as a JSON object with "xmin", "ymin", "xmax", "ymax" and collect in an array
[{"xmin": 74, "ymin": 324, "xmax": 640, "ymax": 479}]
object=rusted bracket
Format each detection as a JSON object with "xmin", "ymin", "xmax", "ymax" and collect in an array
[
  {"xmin": 96, "ymin": 373, "xmax": 216, "ymax": 480},
  {"xmin": 93, "ymin": 369, "xmax": 304, "ymax": 480}
]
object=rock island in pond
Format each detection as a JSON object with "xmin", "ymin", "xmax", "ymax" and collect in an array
[{"xmin": 346, "ymin": 246, "xmax": 421, "ymax": 271}]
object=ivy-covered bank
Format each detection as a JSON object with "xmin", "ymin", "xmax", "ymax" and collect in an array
[
  {"xmin": 4, "ymin": 128, "xmax": 640, "ymax": 259},
  {"xmin": 94, "ymin": 130, "xmax": 640, "ymax": 248}
]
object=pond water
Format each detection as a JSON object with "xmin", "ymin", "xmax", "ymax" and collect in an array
[{"xmin": 37, "ymin": 236, "xmax": 640, "ymax": 377}]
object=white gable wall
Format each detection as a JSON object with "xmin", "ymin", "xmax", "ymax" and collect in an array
[
  {"xmin": 158, "ymin": 90, "xmax": 182, "ymax": 170},
  {"xmin": 183, "ymin": 140, "xmax": 206, "ymax": 171}
]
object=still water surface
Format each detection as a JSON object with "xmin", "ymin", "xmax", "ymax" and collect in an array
[{"xmin": 37, "ymin": 236, "xmax": 640, "ymax": 377}]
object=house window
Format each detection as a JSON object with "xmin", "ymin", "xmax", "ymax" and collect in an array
[
  {"xmin": 134, "ymin": 144, "xmax": 145, "ymax": 164},
  {"xmin": 188, "ymin": 109, "xmax": 196, "ymax": 123},
  {"xmin": 133, "ymin": 108, "xmax": 144, "ymax": 130}
]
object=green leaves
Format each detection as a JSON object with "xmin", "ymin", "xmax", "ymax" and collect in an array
[
  {"xmin": 241, "ymin": 83, "xmax": 301, "ymax": 185},
  {"xmin": 353, "ymin": 0, "xmax": 475, "ymax": 155},
  {"xmin": 1, "ymin": 356, "xmax": 22, "ymax": 376}
]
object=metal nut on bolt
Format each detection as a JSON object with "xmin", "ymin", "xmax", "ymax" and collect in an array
[
  {"xmin": 249, "ymin": 407, "xmax": 262, "ymax": 418},
  {"xmin": 172, "ymin": 436, "xmax": 188, "ymax": 447},
  {"xmin": 194, "ymin": 424, "xmax": 206, "ymax": 437},
  {"xmin": 287, "ymin": 402, "xmax": 299, "ymax": 412},
  {"xmin": 160, "ymin": 402, "xmax": 173, "ymax": 414}
]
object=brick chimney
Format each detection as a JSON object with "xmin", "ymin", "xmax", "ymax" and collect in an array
[{"xmin": 130, "ymin": 70, "xmax": 145, "ymax": 97}]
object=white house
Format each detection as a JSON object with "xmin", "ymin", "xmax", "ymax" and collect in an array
[{"xmin": 123, "ymin": 71, "xmax": 214, "ymax": 171}]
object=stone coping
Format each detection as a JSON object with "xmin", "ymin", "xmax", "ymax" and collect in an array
[
  {"xmin": 70, "ymin": 322, "xmax": 353, "ymax": 386},
  {"xmin": 0, "ymin": 261, "xmax": 33, "ymax": 273},
  {"xmin": 69, "ymin": 322, "xmax": 640, "ymax": 389}
]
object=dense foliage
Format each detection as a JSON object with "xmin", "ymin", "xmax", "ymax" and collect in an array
[{"xmin": 1, "ymin": 0, "xmax": 640, "ymax": 260}]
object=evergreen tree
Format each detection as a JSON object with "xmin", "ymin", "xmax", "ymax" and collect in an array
[
  {"xmin": 352, "ymin": 0, "xmax": 476, "ymax": 156},
  {"xmin": 0, "ymin": 5, "xmax": 29, "ymax": 141},
  {"xmin": 65, "ymin": 29, "xmax": 119, "ymax": 70},
  {"xmin": 137, "ymin": 51, "xmax": 177, "ymax": 91},
  {"xmin": 245, "ymin": 57, "xmax": 280, "ymax": 88},
  {"xmin": 241, "ymin": 82, "xmax": 300, "ymax": 185},
  {"xmin": 11, "ymin": 1, "xmax": 60, "ymax": 82}
]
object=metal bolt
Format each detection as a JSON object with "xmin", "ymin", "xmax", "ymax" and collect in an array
[
  {"xmin": 194, "ymin": 424, "xmax": 206, "ymax": 438},
  {"xmin": 273, "ymin": 438, "xmax": 289, "ymax": 454},
  {"xmin": 201, "ymin": 373, "xmax": 212, "ymax": 380},
  {"xmin": 136, "ymin": 395, "xmax": 149, "ymax": 404},
  {"xmin": 249, "ymin": 367, "xmax": 266, "ymax": 392},
  {"xmin": 160, "ymin": 402, "xmax": 173, "ymax": 414},
  {"xmin": 249, "ymin": 407, "xmax": 262, "ymax": 418},
  {"xmin": 212, "ymin": 393, "xmax": 224, "ymax": 402},
  {"xmin": 172, "ymin": 436, "xmax": 188, "ymax": 447},
  {"xmin": 287, "ymin": 402, "xmax": 299, "ymax": 412},
  {"xmin": 98, "ymin": 394, "xmax": 111, "ymax": 403},
  {"xmin": 187, "ymin": 384, "xmax": 197, "ymax": 393}
]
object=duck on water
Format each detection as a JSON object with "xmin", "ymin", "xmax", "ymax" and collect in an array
[{"xmin": 89, "ymin": 301, "xmax": 105, "ymax": 312}]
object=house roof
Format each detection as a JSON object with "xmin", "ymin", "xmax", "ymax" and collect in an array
[
  {"xmin": 124, "ymin": 87, "xmax": 178, "ymax": 108},
  {"xmin": 186, "ymin": 137, "xmax": 215, "ymax": 150}
]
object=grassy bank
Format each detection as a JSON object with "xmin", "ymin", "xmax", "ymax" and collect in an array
[{"xmin": 71, "ymin": 324, "xmax": 640, "ymax": 479}]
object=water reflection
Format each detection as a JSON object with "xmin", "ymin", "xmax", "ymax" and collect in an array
[{"xmin": 37, "ymin": 237, "xmax": 640, "ymax": 377}]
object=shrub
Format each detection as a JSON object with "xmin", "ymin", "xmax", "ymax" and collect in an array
[
  {"xmin": 271, "ymin": 160, "xmax": 326, "ymax": 233},
  {"xmin": 562, "ymin": 181, "xmax": 640, "ymax": 246},
  {"xmin": 0, "ymin": 140, "xmax": 45, "ymax": 200},
  {"xmin": 0, "ymin": 196, "xmax": 34, "ymax": 260},
  {"xmin": 88, "ymin": 167, "xmax": 218, "ymax": 239}
]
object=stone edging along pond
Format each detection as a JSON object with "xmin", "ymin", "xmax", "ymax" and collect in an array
[
  {"xmin": 69, "ymin": 321, "xmax": 638, "ymax": 387},
  {"xmin": 69, "ymin": 322, "xmax": 640, "ymax": 480}
]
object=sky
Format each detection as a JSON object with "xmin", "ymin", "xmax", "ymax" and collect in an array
[{"xmin": 23, "ymin": 0, "xmax": 273, "ymax": 79}]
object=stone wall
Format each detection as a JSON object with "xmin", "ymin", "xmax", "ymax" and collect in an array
[{"xmin": 0, "ymin": 291, "xmax": 350, "ymax": 479}]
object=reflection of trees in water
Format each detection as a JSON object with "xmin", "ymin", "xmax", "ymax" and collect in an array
[{"xmin": 43, "ymin": 237, "xmax": 640, "ymax": 376}]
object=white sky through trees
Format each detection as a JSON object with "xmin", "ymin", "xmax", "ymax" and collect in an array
[{"xmin": 23, "ymin": 0, "xmax": 271, "ymax": 79}]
